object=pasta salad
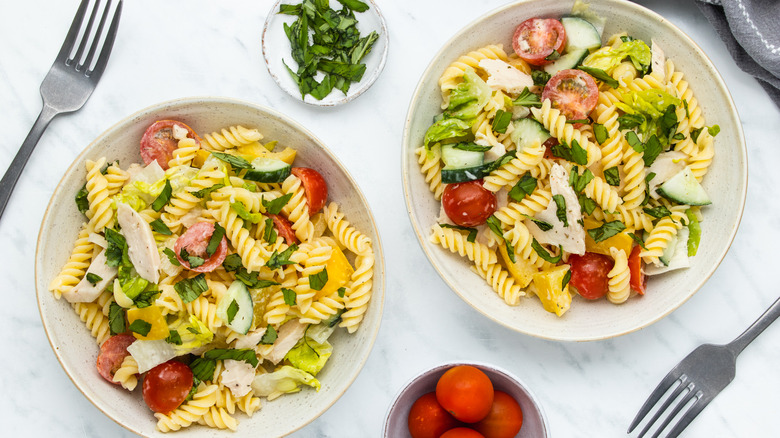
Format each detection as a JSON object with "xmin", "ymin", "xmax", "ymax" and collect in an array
[
  {"xmin": 48, "ymin": 120, "xmax": 374, "ymax": 432},
  {"xmin": 417, "ymin": 8, "xmax": 717, "ymax": 317}
]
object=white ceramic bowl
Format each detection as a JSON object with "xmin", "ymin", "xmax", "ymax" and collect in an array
[
  {"xmin": 402, "ymin": 0, "xmax": 747, "ymax": 341},
  {"xmin": 35, "ymin": 97, "xmax": 385, "ymax": 437},
  {"xmin": 384, "ymin": 362, "xmax": 549, "ymax": 438},
  {"xmin": 262, "ymin": 0, "xmax": 389, "ymax": 106}
]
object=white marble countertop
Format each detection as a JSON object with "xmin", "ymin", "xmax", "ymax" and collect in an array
[{"xmin": 1, "ymin": 0, "xmax": 779, "ymax": 436}]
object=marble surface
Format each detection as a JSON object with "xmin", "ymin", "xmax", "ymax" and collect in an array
[{"xmin": 0, "ymin": 0, "xmax": 778, "ymax": 437}]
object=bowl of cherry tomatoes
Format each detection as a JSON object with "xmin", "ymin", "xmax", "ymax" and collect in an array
[{"xmin": 384, "ymin": 362, "xmax": 548, "ymax": 438}]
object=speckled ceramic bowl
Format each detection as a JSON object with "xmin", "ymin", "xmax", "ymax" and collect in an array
[
  {"xmin": 262, "ymin": 0, "xmax": 389, "ymax": 106},
  {"xmin": 402, "ymin": 0, "xmax": 747, "ymax": 341},
  {"xmin": 35, "ymin": 97, "xmax": 385, "ymax": 437},
  {"xmin": 384, "ymin": 362, "xmax": 549, "ymax": 437}
]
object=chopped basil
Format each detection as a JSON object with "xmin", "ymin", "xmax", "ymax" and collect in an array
[
  {"xmin": 263, "ymin": 217, "xmax": 278, "ymax": 244},
  {"xmin": 528, "ymin": 217, "xmax": 554, "ymax": 232},
  {"xmin": 492, "ymin": 110, "xmax": 512, "ymax": 134},
  {"xmin": 75, "ymin": 185, "xmax": 89, "ymax": 214},
  {"xmin": 553, "ymin": 194, "xmax": 568, "ymax": 227},
  {"xmin": 128, "ymin": 319, "xmax": 152, "ymax": 337},
  {"xmin": 266, "ymin": 244, "xmax": 298, "ymax": 270},
  {"xmin": 618, "ymin": 114, "xmax": 644, "ymax": 131},
  {"xmin": 150, "ymin": 219, "xmax": 172, "ymax": 236},
  {"xmin": 133, "ymin": 289, "xmax": 160, "ymax": 308},
  {"xmin": 587, "ymin": 221, "xmax": 627, "ymax": 243},
  {"xmin": 593, "ymin": 123, "xmax": 609, "ymax": 144},
  {"xmin": 104, "ymin": 228, "xmax": 129, "ymax": 268},
  {"xmin": 309, "ymin": 269, "xmax": 328, "ymax": 291},
  {"xmin": 236, "ymin": 269, "xmax": 279, "ymax": 289},
  {"xmin": 337, "ymin": 287, "xmax": 346, "ymax": 298},
  {"xmin": 482, "ymin": 151, "xmax": 517, "ymax": 174},
  {"xmin": 166, "ymin": 329, "xmax": 182, "ymax": 345},
  {"xmin": 453, "ymin": 142, "xmax": 492, "ymax": 152},
  {"xmin": 645, "ymin": 172, "xmax": 657, "ymax": 183},
  {"xmin": 282, "ymin": 288, "xmax": 297, "ymax": 306},
  {"xmin": 643, "ymin": 134, "xmax": 663, "ymax": 167},
  {"xmin": 485, "ymin": 215, "xmax": 504, "ymax": 239},
  {"xmin": 206, "ymin": 224, "xmax": 226, "ymax": 257},
  {"xmin": 211, "ymin": 151, "xmax": 252, "ymax": 170},
  {"xmin": 577, "ymin": 65, "xmax": 619, "ymax": 89},
  {"xmin": 262, "ymin": 193, "xmax": 293, "ymax": 215},
  {"xmin": 439, "ymin": 223, "xmax": 478, "ymax": 243},
  {"xmin": 625, "ymin": 131, "xmax": 643, "ymax": 152},
  {"xmin": 260, "ymin": 325, "xmax": 278, "ymax": 344},
  {"xmin": 531, "ymin": 239, "xmax": 562, "ymax": 263},
  {"xmin": 189, "ymin": 357, "xmax": 216, "ymax": 381},
  {"xmin": 566, "ymin": 119, "xmax": 590, "ymax": 124},
  {"xmin": 108, "ymin": 302, "xmax": 126, "ymax": 335},
  {"xmin": 569, "ymin": 166, "xmax": 595, "ymax": 193},
  {"xmin": 532, "ymin": 70, "xmax": 551, "ymax": 87},
  {"xmin": 222, "ymin": 253, "xmax": 243, "ymax": 272},
  {"xmin": 578, "ymin": 194, "xmax": 598, "ymax": 216},
  {"xmin": 151, "ymin": 180, "xmax": 172, "ymax": 212},
  {"xmin": 659, "ymin": 105, "xmax": 679, "ymax": 144},
  {"xmin": 545, "ymin": 49, "xmax": 561, "ymax": 61},
  {"xmin": 629, "ymin": 232, "xmax": 648, "ymax": 250},
  {"xmin": 621, "ymin": 35, "xmax": 636, "ymax": 42},
  {"xmin": 562, "ymin": 269, "xmax": 572, "ymax": 290},
  {"xmin": 174, "ymin": 273, "xmax": 208, "ymax": 303},
  {"xmin": 193, "ymin": 183, "xmax": 225, "ymax": 199},
  {"xmin": 163, "ymin": 247, "xmax": 181, "ymax": 266},
  {"xmin": 179, "ymin": 248, "xmax": 204, "ymax": 269},
  {"xmin": 672, "ymin": 133, "xmax": 685, "ymax": 141},
  {"xmin": 643, "ymin": 205, "xmax": 672, "ymax": 219},
  {"xmin": 551, "ymin": 140, "xmax": 587, "ymax": 165},
  {"xmin": 509, "ymin": 173, "xmax": 537, "ymax": 202},
  {"xmin": 226, "ymin": 299, "xmax": 239, "ymax": 324},
  {"xmin": 86, "ymin": 273, "xmax": 102, "ymax": 285},
  {"xmin": 513, "ymin": 87, "xmax": 542, "ymax": 107},
  {"xmin": 231, "ymin": 201, "xmax": 263, "ymax": 224},
  {"xmin": 604, "ymin": 167, "xmax": 621, "ymax": 186}
]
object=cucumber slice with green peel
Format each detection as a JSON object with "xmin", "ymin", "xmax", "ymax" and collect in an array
[
  {"xmin": 648, "ymin": 227, "xmax": 690, "ymax": 274},
  {"xmin": 244, "ymin": 157, "xmax": 292, "ymax": 183},
  {"xmin": 511, "ymin": 118, "xmax": 552, "ymax": 151},
  {"xmin": 216, "ymin": 280, "xmax": 254, "ymax": 335},
  {"xmin": 656, "ymin": 167, "xmax": 712, "ymax": 206},
  {"xmin": 561, "ymin": 17, "xmax": 602, "ymax": 50},
  {"xmin": 658, "ymin": 233, "xmax": 678, "ymax": 266},
  {"xmin": 543, "ymin": 47, "xmax": 590, "ymax": 76},
  {"xmin": 440, "ymin": 144, "xmax": 488, "ymax": 184}
]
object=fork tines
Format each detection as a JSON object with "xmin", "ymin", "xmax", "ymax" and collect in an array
[
  {"xmin": 58, "ymin": 0, "xmax": 123, "ymax": 77},
  {"xmin": 628, "ymin": 373, "xmax": 710, "ymax": 438}
]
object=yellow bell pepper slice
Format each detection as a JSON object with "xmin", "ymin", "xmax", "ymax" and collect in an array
[
  {"xmin": 532, "ymin": 265, "xmax": 572, "ymax": 317},
  {"xmin": 192, "ymin": 149, "xmax": 211, "ymax": 168},
  {"xmin": 498, "ymin": 244, "xmax": 536, "ymax": 288},
  {"xmin": 316, "ymin": 245, "xmax": 354, "ymax": 299},
  {"xmin": 127, "ymin": 305, "xmax": 169, "ymax": 341},
  {"xmin": 583, "ymin": 218, "xmax": 633, "ymax": 256},
  {"xmin": 236, "ymin": 143, "xmax": 297, "ymax": 165}
]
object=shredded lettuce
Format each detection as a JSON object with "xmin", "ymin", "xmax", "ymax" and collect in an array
[
  {"xmin": 446, "ymin": 68, "xmax": 492, "ymax": 120},
  {"xmin": 251, "ymin": 365, "xmax": 321, "ymax": 398},
  {"xmin": 618, "ymin": 89, "xmax": 680, "ymax": 119},
  {"xmin": 117, "ymin": 266, "xmax": 149, "ymax": 299},
  {"xmin": 285, "ymin": 337, "xmax": 332, "ymax": 376},
  {"xmin": 168, "ymin": 315, "xmax": 214, "ymax": 354},
  {"xmin": 583, "ymin": 39, "xmax": 652, "ymax": 74}
]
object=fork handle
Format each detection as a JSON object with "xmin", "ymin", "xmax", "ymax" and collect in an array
[
  {"xmin": 0, "ymin": 104, "xmax": 59, "ymax": 220},
  {"xmin": 728, "ymin": 295, "xmax": 780, "ymax": 356}
]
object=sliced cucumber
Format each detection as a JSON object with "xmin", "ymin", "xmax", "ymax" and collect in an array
[
  {"xmin": 440, "ymin": 144, "xmax": 488, "ymax": 184},
  {"xmin": 561, "ymin": 17, "xmax": 602, "ymax": 50},
  {"xmin": 658, "ymin": 233, "xmax": 678, "ymax": 266},
  {"xmin": 544, "ymin": 47, "xmax": 589, "ymax": 76},
  {"xmin": 216, "ymin": 280, "xmax": 254, "ymax": 335},
  {"xmin": 511, "ymin": 118, "xmax": 551, "ymax": 151},
  {"xmin": 647, "ymin": 227, "xmax": 690, "ymax": 274},
  {"xmin": 656, "ymin": 167, "xmax": 712, "ymax": 206},
  {"xmin": 244, "ymin": 157, "xmax": 292, "ymax": 183}
]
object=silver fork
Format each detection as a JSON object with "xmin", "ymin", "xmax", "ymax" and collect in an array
[
  {"xmin": 0, "ymin": 0, "xmax": 123, "ymax": 219},
  {"xmin": 628, "ymin": 295, "xmax": 780, "ymax": 437}
]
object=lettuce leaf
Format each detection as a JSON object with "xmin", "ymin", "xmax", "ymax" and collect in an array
[
  {"xmin": 423, "ymin": 118, "xmax": 471, "ymax": 148},
  {"xmin": 583, "ymin": 39, "xmax": 652, "ymax": 74},
  {"xmin": 167, "ymin": 315, "xmax": 214, "ymax": 354},
  {"xmin": 446, "ymin": 68, "xmax": 492, "ymax": 120},
  {"xmin": 117, "ymin": 266, "xmax": 149, "ymax": 299},
  {"xmin": 285, "ymin": 338, "xmax": 332, "ymax": 376},
  {"xmin": 251, "ymin": 365, "xmax": 321, "ymax": 398}
]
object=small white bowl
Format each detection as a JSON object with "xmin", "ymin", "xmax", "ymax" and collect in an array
[
  {"xmin": 262, "ymin": 0, "xmax": 389, "ymax": 106},
  {"xmin": 384, "ymin": 362, "xmax": 549, "ymax": 438},
  {"xmin": 35, "ymin": 97, "xmax": 385, "ymax": 437},
  {"xmin": 401, "ymin": 0, "xmax": 747, "ymax": 341}
]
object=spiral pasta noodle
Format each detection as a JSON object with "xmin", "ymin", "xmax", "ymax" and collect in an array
[
  {"xmin": 430, "ymin": 224, "xmax": 497, "ymax": 271},
  {"xmin": 85, "ymin": 158, "xmax": 114, "ymax": 232},
  {"xmin": 607, "ymin": 248, "xmax": 631, "ymax": 304},
  {"xmin": 202, "ymin": 125, "xmax": 263, "ymax": 152},
  {"xmin": 112, "ymin": 354, "xmax": 139, "ymax": 391},
  {"xmin": 531, "ymin": 99, "xmax": 602, "ymax": 166}
]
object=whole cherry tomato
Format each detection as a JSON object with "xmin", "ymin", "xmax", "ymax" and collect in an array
[
  {"xmin": 541, "ymin": 69, "xmax": 600, "ymax": 121},
  {"xmin": 568, "ymin": 252, "xmax": 614, "ymax": 300},
  {"xmin": 442, "ymin": 180, "xmax": 497, "ymax": 227},
  {"xmin": 436, "ymin": 366, "xmax": 494, "ymax": 423},
  {"xmin": 142, "ymin": 360, "xmax": 194, "ymax": 414},
  {"xmin": 628, "ymin": 245, "xmax": 647, "ymax": 294},
  {"xmin": 473, "ymin": 391, "xmax": 524, "ymax": 438},
  {"xmin": 291, "ymin": 167, "xmax": 328, "ymax": 214},
  {"xmin": 512, "ymin": 18, "xmax": 566, "ymax": 66},
  {"xmin": 440, "ymin": 428, "xmax": 486, "ymax": 438},
  {"xmin": 408, "ymin": 392, "xmax": 461, "ymax": 438}
]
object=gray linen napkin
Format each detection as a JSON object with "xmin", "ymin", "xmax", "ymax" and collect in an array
[{"xmin": 694, "ymin": 0, "xmax": 780, "ymax": 109}]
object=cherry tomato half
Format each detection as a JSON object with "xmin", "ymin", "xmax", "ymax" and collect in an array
[
  {"xmin": 291, "ymin": 167, "xmax": 328, "ymax": 214},
  {"xmin": 512, "ymin": 18, "xmax": 566, "ymax": 66},
  {"xmin": 142, "ymin": 360, "xmax": 193, "ymax": 414},
  {"xmin": 267, "ymin": 213, "xmax": 298, "ymax": 245},
  {"xmin": 96, "ymin": 333, "xmax": 136, "ymax": 384},
  {"xmin": 442, "ymin": 180, "xmax": 497, "ymax": 227},
  {"xmin": 408, "ymin": 392, "xmax": 461, "ymax": 438},
  {"xmin": 174, "ymin": 221, "xmax": 228, "ymax": 272},
  {"xmin": 440, "ymin": 428, "xmax": 486, "ymax": 438},
  {"xmin": 541, "ymin": 69, "xmax": 599, "ymax": 121},
  {"xmin": 473, "ymin": 391, "xmax": 524, "ymax": 438},
  {"xmin": 436, "ymin": 366, "xmax": 494, "ymax": 423},
  {"xmin": 140, "ymin": 120, "xmax": 201, "ymax": 170},
  {"xmin": 568, "ymin": 252, "xmax": 614, "ymax": 300},
  {"xmin": 628, "ymin": 245, "xmax": 647, "ymax": 295}
]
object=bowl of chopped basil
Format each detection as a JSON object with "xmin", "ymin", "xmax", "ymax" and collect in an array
[
  {"xmin": 262, "ymin": 0, "xmax": 389, "ymax": 106},
  {"xmin": 401, "ymin": 0, "xmax": 746, "ymax": 341}
]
